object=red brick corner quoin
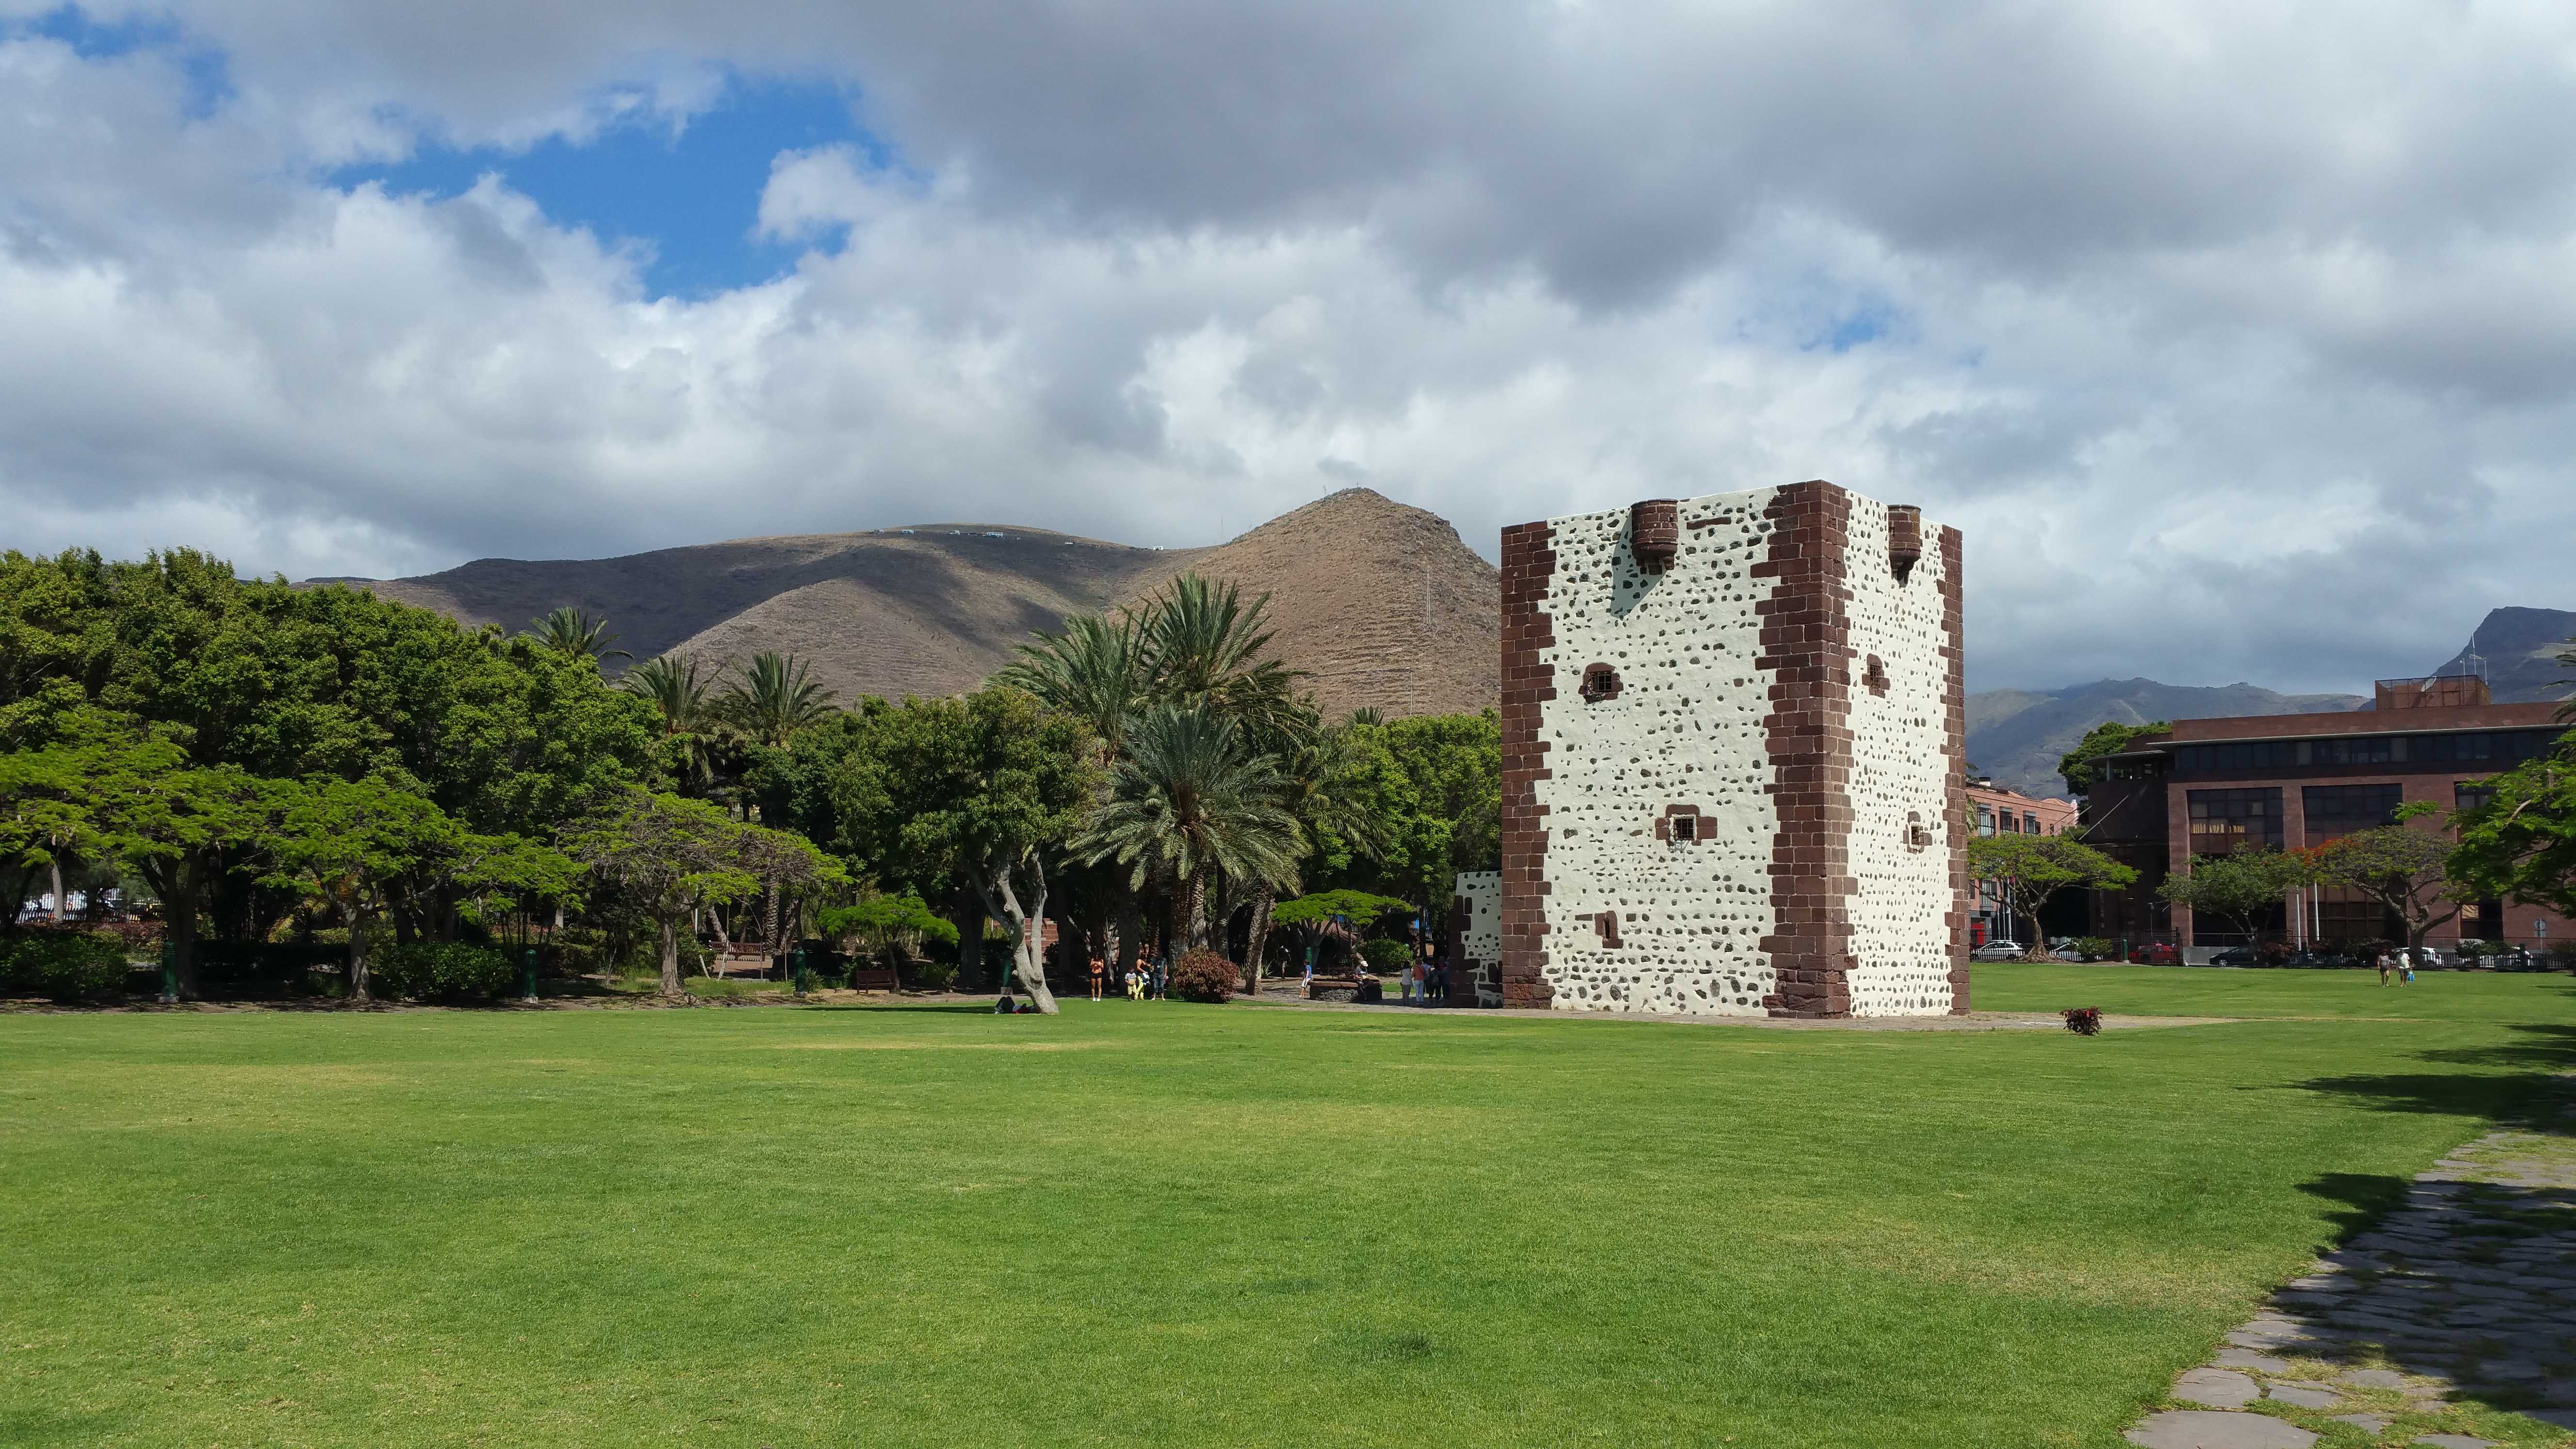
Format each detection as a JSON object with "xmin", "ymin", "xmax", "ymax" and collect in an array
[
  {"xmin": 1753, "ymin": 482, "xmax": 1856, "ymax": 1018},
  {"xmin": 1496, "ymin": 520, "xmax": 1559, "ymax": 1009},
  {"xmin": 1938, "ymin": 523, "xmax": 1970, "ymax": 1014}
]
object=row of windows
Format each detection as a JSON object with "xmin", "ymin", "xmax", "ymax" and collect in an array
[
  {"xmin": 2186, "ymin": 782, "xmax": 2488, "ymax": 853},
  {"xmin": 1973, "ymin": 804, "xmax": 2050, "ymax": 836},
  {"xmin": 2172, "ymin": 729, "xmax": 2561, "ymax": 775}
]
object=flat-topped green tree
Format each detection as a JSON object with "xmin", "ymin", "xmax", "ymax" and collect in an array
[
  {"xmin": 1964, "ymin": 831, "xmax": 2137, "ymax": 959},
  {"xmin": 562, "ymin": 791, "xmax": 764, "ymax": 996},
  {"xmin": 2313, "ymin": 804, "xmax": 2463, "ymax": 961},
  {"xmin": 2157, "ymin": 848, "xmax": 2307, "ymax": 943}
]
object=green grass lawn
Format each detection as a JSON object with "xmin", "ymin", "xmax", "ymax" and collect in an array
[{"xmin": 4, "ymin": 969, "xmax": 2573, "ymax": 1448}]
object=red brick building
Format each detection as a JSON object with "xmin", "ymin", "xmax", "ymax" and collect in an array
[
  {"xmin": 1964, "ymin": 780, "xmax": 2078, "ymax": 946},
  {"xmin": 2082, "ymin": 675, "xmax": 2573, "ymax": 951}
]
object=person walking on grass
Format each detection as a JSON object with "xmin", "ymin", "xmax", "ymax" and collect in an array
[
  {"xmin": 2377, "ymin": 951, "xmax": 2394, "ymax": 987},
  {"xmin": 1148, "ymin": 956, "xmax": 1167, "ymax": 1001},
  {"xmin": 1088, "ymin": 953, "xmax": 1105, "ymax": 1001}
]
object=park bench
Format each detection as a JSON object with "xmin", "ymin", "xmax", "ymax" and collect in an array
[{"xmin": 847, "ymin": 966, "xmax": 899, "ymax": 991}]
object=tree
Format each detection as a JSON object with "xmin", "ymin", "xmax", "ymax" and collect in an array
[
  {"xmin": 522, "ymin": 607, "xmax": 629, "ymax": 665},
  {"xmin": 2313, "ymin": 805, "xmax": 2463, "ymax": 960},
  {"xmin": 834, "ymin": 691, "xmax": 1097, "ymax": 1012},
  {"xmin": 263, "ymin": 776, "xmax": 459, "ymax": 1001},
  {"xmin": 997, "ymin": 612, "xmax": 1148, "ymax": 760},
  {"xmin": 2156, "ymin": 848, "xmax": 2305, "ymax": 941},
  {"xmin": 1303, "ymin": 711, "xmax": 1499, "ymax": 920},
  {"xmin": 561, "ymin": 791, "xmax": 763, "ymax": 996},
  {"xmin": 721, "ymin": 652, "xmax": 837, "ymax": 748},
  {"xmin": 1241, "ymin": 716, "xmax": 1386, "ymax": 990},
  {"xmin": 620, "ymin": 655, "xmax": 729, "ymax": 793},
  {"xmin": 1963, "ymin": 832, "xmax": 2137, "ymax": 958},
  {"xmin": 2448, "ymin": 736, "xmax": 2576, "ymax": 917},
  {"xmin": 1138, "ymin": 574, "xmax": 1303, "ymax": 736},
  {"xmin": 1269, "ymin": 888, "xmax": 1412, "ymax": 972},
  {"xmin": 1077, "ymin": 705, "xmax": 1301, "ymax": 968},
  {"xmin": 819, "ymin": 892, "xmax": 960, "ymax": 971},
  {"xmin": 2059, "ymin": 720, "xmax": 2170, "ymax": 796}
]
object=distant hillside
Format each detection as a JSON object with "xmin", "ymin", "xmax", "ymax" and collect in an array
[
  {"xmin": 1965, "ymin": 678, "xmax": 2367, "ymax": 799},
  {"xmin": 2428, "ymin": 607, "xmax": 2576, "ymax": 704},
  {"xmin": 330, "ymin": 488, "xmax": 1499, "ymax": 722}
]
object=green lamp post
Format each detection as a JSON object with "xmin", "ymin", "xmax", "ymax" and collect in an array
[
  {"xmin": 791, "ymin": 944, "xmax": 809, "ymax": 997},
  {"xmin": 520, "ymin": 947, "xmax": 539, "ymax": 1004}
]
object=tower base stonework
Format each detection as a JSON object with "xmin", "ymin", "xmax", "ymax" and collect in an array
[{"xmin": 1495, "ymin": 481, "xmax": 1967, "ymax": 1019}]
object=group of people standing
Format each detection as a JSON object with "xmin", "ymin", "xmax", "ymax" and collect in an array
[{"xmin": 1087, "ymin": 953, "xmax": 1167, "ymax": 1001}]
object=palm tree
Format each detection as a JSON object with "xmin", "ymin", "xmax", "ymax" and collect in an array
[
  {"xmin": 1076, "ymin": 705, "xmax": 1302, "ymax": 959},
  {"xmin": 1139, "ymin": 574, "xmax": 1303, "ymax": 735},
  {"xmin": 1238, "ymin": 712, "xmax": 1388, "ymax": 990},
  {"xmin": 522, "ymin": 607, "xmax": 629, "ymax": 665},
  {"xmin": 997, "ymin": 612, "xmax": 1149, "ymax": 760},
  {"xmin": 720, "ymin": 652, "xmax": 837, "ymax": 748},
  {"xmin": 619, "ymin": 655, "xmax": 724, "ymax": 791}
]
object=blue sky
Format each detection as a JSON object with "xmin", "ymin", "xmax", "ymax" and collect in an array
[{"xmin": 332, "ymin": 76, "xmax": 885, "ymax": 298}]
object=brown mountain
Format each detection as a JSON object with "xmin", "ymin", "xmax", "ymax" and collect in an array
[{"xmin": 329, "ymin": 488, "xmax": 1500, "ymax": 721}]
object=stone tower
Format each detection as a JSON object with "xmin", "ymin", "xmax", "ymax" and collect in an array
[{"xmin": 1496, "ymin": 481, "xmax": 1968, "ymax": 1018}]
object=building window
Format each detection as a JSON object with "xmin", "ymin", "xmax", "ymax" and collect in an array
[
  {"xmin": 2302, "ymin": 783, "xmax": 2403, "ymax": 846},
  {"xmin": 2316, "ymin": 887, "xmax": 2401, "ymax": 945},
  {"xmin": 2455, "ymin": 781, "xmax": 2497, "ymax": 813},
  {"xmin": 1905, "ymin": 811, "xmax": 1931, "ymax": 853},
  {"xmin": 1595, "ymin": 912, "xmax": 1621, "ymax": 948},
  {"xmin": 1862, "ymin": 654, "xmax": 1889, "ymax": 696},
  {"xmin": 2187, "ymin": 788, "xmax": 2283, "ymax": 856},
  {"xmin": 1975, "ymin": 804, "xmax": 1995, "ymax": 836},
  {"xmin": 2024, "ymin": 811, "xmax": 2040, "ymax": 834},
  {"xmin": 1579, "ymin": 663, "xmax": 1621, "ymax": 702}
]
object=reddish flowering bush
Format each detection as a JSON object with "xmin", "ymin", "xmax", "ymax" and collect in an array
[
  {"xmin": 1168, "ymin": 949, "xmax": 1240, "ymax": 1003},
  {"xmin": 2061, "ymin": 1006, "xmax": 2103, "ymax": 1036}
]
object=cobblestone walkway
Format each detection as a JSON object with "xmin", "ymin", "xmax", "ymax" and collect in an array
[{"xmin": 2127, "ymin": 1114, "xmax": 2576, "ymax": 1449}]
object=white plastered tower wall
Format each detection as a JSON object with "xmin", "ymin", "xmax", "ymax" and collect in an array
[
  {"xmin": 1528, "ymin": 489, "xmax": 1785, "ymax": 1014},
  {"xmin": 1495, "ymin": 480, "xmax": 1969, "ymax": 1018},
  {"xmin": 1449, "ymin": 870, "xmax": 1503, "ymax": 1008},
  {"xmin": 1836, "ymin": 496, "xmax": 1962, "ymax": 1015}
]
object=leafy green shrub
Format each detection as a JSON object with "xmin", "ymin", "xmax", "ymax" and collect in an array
[
  {"xmin": 0, "ymin": 931, "xmax": 131, "ymax": 1001},
  {"xmin": 1360, "ymin": 939, "xmax": 1414, "ymax": 976},
  {"xmin": 907, "ymin": 960, "xmax": 957, "ymax": 993},
  {"xmin": 369, "ymin": 942, "xmax": 515, "ymax": 1002},
  {"xmin": 1168, "ymin": 949, "xmax": 1239, "ymax": 1003},
  {"xmin": 2072, "ymin": 936, "xmax": 2116, "ymax": 963}
]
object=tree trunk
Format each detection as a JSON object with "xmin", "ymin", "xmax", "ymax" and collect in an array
[
  {"xmin": 974, "ymin": 857, "xmax": 1059, "ymax": 1014},
  {"xmin": 953, "ymin": 882, "xmax": 986, "ymax": 992},
  {"xmin": 1242, "ymin": 883, "xmax": 1276, "ymax": 996},
  {"xmin": 158, "ymin": 854, "xmax": 203, "ymax": 999},
  {"xmin": 658, "ymin": 915, "xmax": 683, "ymax": 996},
  {"xmin": 347, "ymin": 902, "xmax": 372, "ymax": 1003},
  {"xmin": 1114, "ymin": 890, "xmax": 1143, "ymax": 977},
  {"xmin": 764, "ymin": 880, "xmax": 782, "ymax": 979},
  {"xmin": 48, "ymin": 857, "xmax": 64, "ymax": 921},
  {"xmin": 1181, "ymin": 871, "xmax": 1208, "ymax": 953}
]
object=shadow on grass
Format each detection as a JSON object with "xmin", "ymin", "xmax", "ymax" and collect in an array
[
  {"xmin": 797, "ymin": 1003, "xmax": 1010, "ymax": 1015},
  {"xmin": 2292, "ymin": 1022, "xmax": 2576, "ymax": 1137},
  {"xmin": 2298, "ymin": 1170, "xmax": 2417, "ymax": 1239}
]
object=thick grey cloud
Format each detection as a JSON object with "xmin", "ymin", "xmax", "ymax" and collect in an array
[{"xmin": 2, "ymin": 0, "xmax": 2574, "ymax": 693}]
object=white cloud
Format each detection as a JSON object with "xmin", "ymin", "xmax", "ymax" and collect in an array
[{"xmin": 2, "ymin": 1, "xmax": 2575, "ymax": 694}]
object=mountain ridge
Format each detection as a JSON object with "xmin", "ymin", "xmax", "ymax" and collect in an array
[{"xmin": 330, "ymin": 489, "xmax": 1500, "ymax": 721}]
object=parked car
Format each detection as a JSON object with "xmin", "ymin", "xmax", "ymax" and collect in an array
[
  {"xmin": 2207, "ymin": 945, "xmax": 2260, "ymax": 967},
  {"xmin": 2128, "ymin": 942, "xmax": 2181, "ymax": 965},
  {"xmin": 1969, "ymin": 940, "xmax": 2026, "ymax": 962},
  {"xmin": 2282, "ymin": 950, "xmax": 2350, "ymax": 969}
]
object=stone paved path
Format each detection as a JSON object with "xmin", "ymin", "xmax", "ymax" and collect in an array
[{"xmin": 2128, "ymin": 1111, "xmax": 2576, "ymax": 1449}]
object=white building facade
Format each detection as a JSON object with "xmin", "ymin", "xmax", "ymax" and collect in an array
[{"xmin": 1495, "ymin": 481, "xmax": 1969, "ymax": 1017}]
